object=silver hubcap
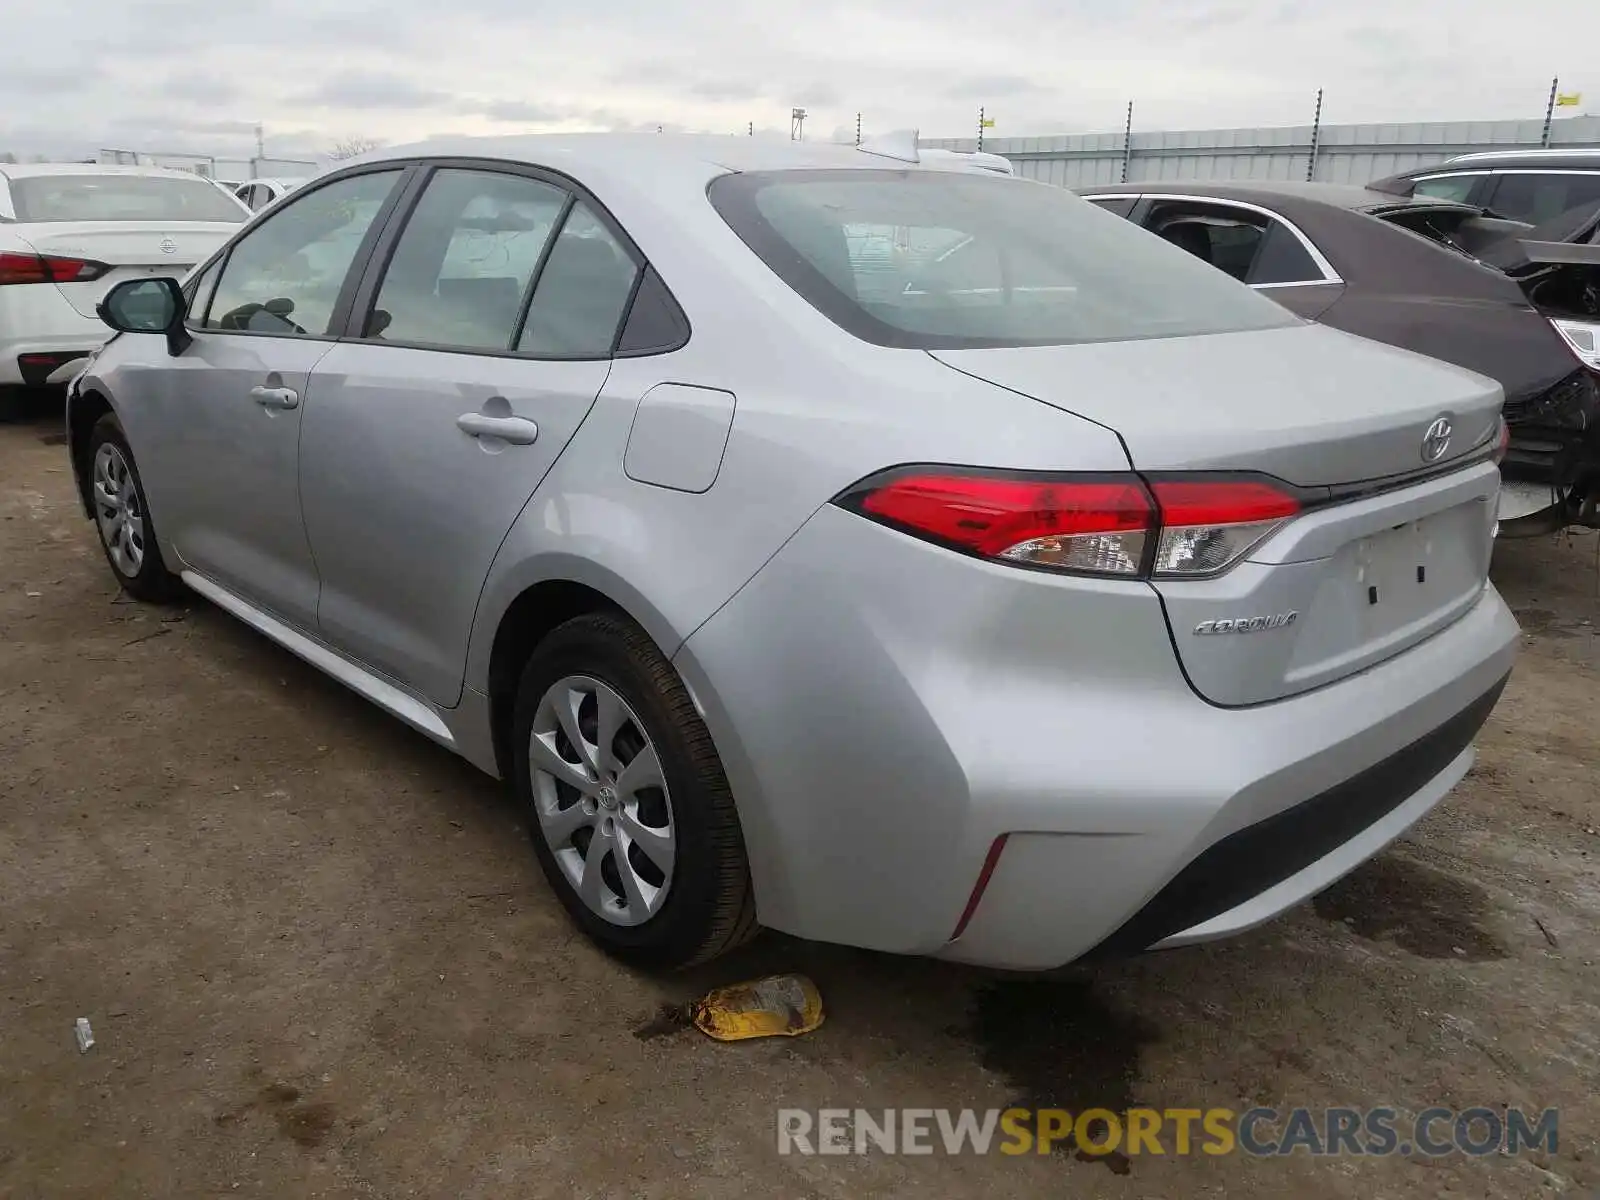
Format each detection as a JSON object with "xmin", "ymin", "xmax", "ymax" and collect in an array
[
  {"xmin": 92, "ymin": 443, "xmax": 145, "ymax": 577},
  {"xmin": 528, "ymin": 675, "xmax": 674, "ymax": 926}
]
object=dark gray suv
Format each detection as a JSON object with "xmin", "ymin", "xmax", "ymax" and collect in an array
[{"xmin": 1370, "ymin": 149, "xmax": 1600, "ymax": 225}]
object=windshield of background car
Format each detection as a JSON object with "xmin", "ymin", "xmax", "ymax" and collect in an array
[
  {"xmin": 708, "ymin": 169, "xmax": 1301, "ymax": 349},
  {"xmin": 11, "ymin": 175, "xmax": 248, "ymax": 224}
]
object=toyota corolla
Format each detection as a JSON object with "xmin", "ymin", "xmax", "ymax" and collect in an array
[{"xmin": 65, "ymin": 134, "xmax": 1518, "ymax": 971}]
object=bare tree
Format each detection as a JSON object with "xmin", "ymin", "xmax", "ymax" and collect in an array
[{"xmin": 329, "ymin": 136, "xmax": 384, "ymax": 161}]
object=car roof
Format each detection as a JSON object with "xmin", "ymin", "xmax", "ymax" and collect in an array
[
  {"xmin": 1079, "ymin": 179, "xmax": 1476, "ymax": 215},
  {"xmin": 0, "ymin": 162, "xmax": 217, "ymax": 182},
  {"xmin": 355, "ymin": 132, "xmax": 1010, "ymax": 186}
]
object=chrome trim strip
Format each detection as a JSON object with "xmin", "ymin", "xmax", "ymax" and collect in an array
[
  {"xmin": 179, "ymin": 570, "xmax": 457, "ymax": 748},
  {"xmin": 1447, "ymin": 148, "xmax": 1600, "ymax": 165}
]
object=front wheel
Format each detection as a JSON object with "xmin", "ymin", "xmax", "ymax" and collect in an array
[
  {"xmin": 87, "ymin": 413, "xmax": 183, "ymax": 602},
  {"xmin": 512, "ymin": 613, "xmax": 757, "ymax": 970}
]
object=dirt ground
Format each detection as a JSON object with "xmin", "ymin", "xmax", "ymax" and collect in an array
[{"xmin": 2, "ymin": 394, "xmax": 1597, "ymax": 1199}]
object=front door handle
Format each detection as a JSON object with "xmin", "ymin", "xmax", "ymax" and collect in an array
[
  {"xmin": 457, "ymin": 413, "xmax": 539, "ymax": 445},
  {"xmin": 250, "ymin": 385, "xmax": 300, "ymax": 410}
]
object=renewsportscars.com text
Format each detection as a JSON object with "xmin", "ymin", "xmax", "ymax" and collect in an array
[{"xmin": 777, "ymin": 1106, "xmax": 1559, "ymax": 1158}]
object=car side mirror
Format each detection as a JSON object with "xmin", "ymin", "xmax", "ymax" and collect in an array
[{"xmin": 97, "ymin": 277, "xmax": 191, "ymax": 356}]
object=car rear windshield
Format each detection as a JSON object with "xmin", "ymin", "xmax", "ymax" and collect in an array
[
  {"xmin": 708, "ymin": 169, "xmax": 1301, "ymax": 349},
  {"xmin": 10, "ymin": 175, "xmax": 247, "ymax": 224}
]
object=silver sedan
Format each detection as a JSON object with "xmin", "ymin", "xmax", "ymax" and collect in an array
[{"xmin": 67, "ymin": 134, "xmax": 1517, "ymax": 970}]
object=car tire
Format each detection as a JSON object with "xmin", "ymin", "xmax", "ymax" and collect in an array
[
  {"xmin": 86, "ymin": 412, "xmax": 184, "ymax": 603},
  {"xmin": 512, "ymin": 612, "xmax": 758, "ymax": 970}
]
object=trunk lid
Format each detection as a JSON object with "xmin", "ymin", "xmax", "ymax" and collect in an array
[
  {"xmin": 15, "ymin": 222, "xmax": 234, "ymax": 317},
  {"xmin": 933, "ymin": 322, "xmax": 1504, "ymax": 705}
]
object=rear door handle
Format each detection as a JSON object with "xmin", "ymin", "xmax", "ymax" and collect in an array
[
  {"xmin": 457, "ymin": 413, "xmax": 539, "ymax": 445},
  {"xmin": 250, "ymin": 385, "xmax": 299, "ymax": 410}
]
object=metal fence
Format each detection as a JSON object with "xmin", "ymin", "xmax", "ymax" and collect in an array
[
  {"xmin": 922, "ymin": 115, "xmax": 1600, "ymax": 188},
  {"xmin": 95, "ymin": 149, "xmax": 320, "ymax": 181}
]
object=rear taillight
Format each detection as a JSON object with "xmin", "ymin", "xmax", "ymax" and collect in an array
[
  {"xmin": 836, "ymin": 468, "xmax": 1303, "ymax": 579},
  {"xmin": 1493, "ymin": 419, "xmax": 1511, "ymax": 466},
  {"xmin": 1549, "ymin": 317, "xmax": 1600, "ymax": 372},
  {"xmin": 0, "ymin": 251, "xmax": 110, "ymax": 286},
  {"xmin": 1147, "ymin": 479, "xmax": 1301, "ymax": 577}
]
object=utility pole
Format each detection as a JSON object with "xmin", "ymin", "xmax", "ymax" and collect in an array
[
  {"xmin": 1306, "ymin": 87, "xmax": 1324, "ymax": 182},
  {"xmin": 1542, "ymin": 76, "xmax": 1559, "ymax": 148},
  {"xmin": 1120, "ymin": 101, "xmax": 1134, "ymax": 183},
  {"xmin": 253, "ymin": 122, "xmax": 264, "ymax": 177},
  {"xmin": 855, "ymin": 112, "xmax": 862, "ymax": 146},
  {"xmin": 978, "ymin": 106, "xmax": 985, "ymax": 153},
  {"xmin": 748, "ymin": 121, "xmax": 753, "ymax": 137}
]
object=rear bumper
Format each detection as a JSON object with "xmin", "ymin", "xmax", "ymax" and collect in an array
[
  {"xmin": 1083, "ymin": 671, "xmax": 1506, "ymax": 958},
  {"xmin": 0, "ymin": 289, "xmax": 108, "ymax": 386},
  {"xmin": 674, "ymin": 503, "xmax": 1520, "ymax": 971}
]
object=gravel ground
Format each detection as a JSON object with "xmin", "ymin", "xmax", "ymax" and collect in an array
[{"xmin": 2, "ymin": 396, "xmax": 1597, "ymax": 1198}]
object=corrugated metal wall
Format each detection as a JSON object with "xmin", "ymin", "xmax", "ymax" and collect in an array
[{"xmin": 923, "ymin": 116, "xmax": 1600, "ymax": 188}]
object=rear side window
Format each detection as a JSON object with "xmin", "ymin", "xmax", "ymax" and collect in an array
[
  {"xmin": 516, "ymin": 202, "xmax": 640, "ymax": 357},
  {"xmin": 1488, "ymin": 172, "xmax": 1600, "ymax": 225},
  {"xmin": 709, "ymin": 170, "xmax": 1298, "ymax": 349},
  {"xmin": 1146, "ymin": 201, "xmax": 1325, "ymax": 287},
  {"xmin": 616, "ymin": 266, "xmax": 689, "ymax": 354},
  {"xmin": 1249, "ymin": 221, "xmax": 1323, "ymax": 285},
  {"xmin": 10, "ymin": 174, "xmax": 247, "ymax": 223},
  {"xmin": 366, "ymin": 168, "xmax": 568, "ymax": 350}
]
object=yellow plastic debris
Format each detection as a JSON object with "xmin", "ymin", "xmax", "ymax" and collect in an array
[{"xmin": 692, "ymin": 974, "xmax": 825, "ymax": 1041}]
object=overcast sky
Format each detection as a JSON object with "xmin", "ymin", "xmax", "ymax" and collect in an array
[{"xmin": 3, "ymin": 0, "xmax": 1596, "ymax": 163}]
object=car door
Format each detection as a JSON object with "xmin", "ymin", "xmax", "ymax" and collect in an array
[
  {"xmin": 143, "ymin": 166, "xmax": 408, "ymax": 629},
  {"xmin": 299, "ymin": 164, "xmax": 642, "ymax": 706}
]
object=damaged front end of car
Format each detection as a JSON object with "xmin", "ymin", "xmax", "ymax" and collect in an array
[{"xmin": 1478, "ymin": 205, "xmax": 1600, "ymax": 536}]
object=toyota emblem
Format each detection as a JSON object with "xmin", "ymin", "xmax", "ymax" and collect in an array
[
  {"xmin": 1421, "ymin": 416, "xmax": 1453, "ymax": 463},
  {"xmin": 159, "ymin": 238, "xmax": 177, "ymax": 255}
]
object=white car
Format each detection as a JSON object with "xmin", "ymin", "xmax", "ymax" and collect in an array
[
  {"xmin": 0, "ymin": 164, "xmax": 248, "ymax": 409},
  {"xmin": 234, "ymin": 177, "xmax": 312, "ymax": 212}
]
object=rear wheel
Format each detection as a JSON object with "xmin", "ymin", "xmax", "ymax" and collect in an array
[
  {"xmin": 512, "ymin": 612, "xmax": 757, "ymax": 970},
  {"xmin": 87, "ymin": 413, "xmax": 183, "ymax": 602}
]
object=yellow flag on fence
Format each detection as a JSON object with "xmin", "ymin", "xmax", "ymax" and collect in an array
[
  {"xmin": 980, "ymin": 118, "xmax": 996, "ymax": 128},
  {"xmin": 1556, "ymin": 92, "xmax": 1582, "ymax": 107}
]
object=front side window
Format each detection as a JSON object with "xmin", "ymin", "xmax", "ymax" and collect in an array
[
  {"xmin": 183, "ymin": 257, "xmax": 223, "ymax": 327},
  {"xmin": 710, "ymin": 170, "xmax": 1299, "ymax": 349},
  {"xmin": 1413, "ymin": 174, "xmax": 1481, "ymax": 204},
  {"xmin": 205, "ymin": 169, "xmax": 401, "ymax": 337},
  {"xmin": 367, "ymin": 168, "xmax": 568, "ymax": 350},
  {"xmin": 516, "ymin": 202, "xmax": 640, "ymax": 357},
  {"xmin": 10, "ymin": 174, "xmax": 248, "ymax": 224}
]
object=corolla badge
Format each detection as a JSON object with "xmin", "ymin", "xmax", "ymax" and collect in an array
[
  {"xmin": 1421, "ymin": 416, "xmax": 1453, "ymax": 463},
  {"xmin": 1194, "ymin": 612, "xmax": 1299, "ymax": 635},
  {"xmin": 159, "ymin": 237, "xmax": 178, "ymax": 254}
]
